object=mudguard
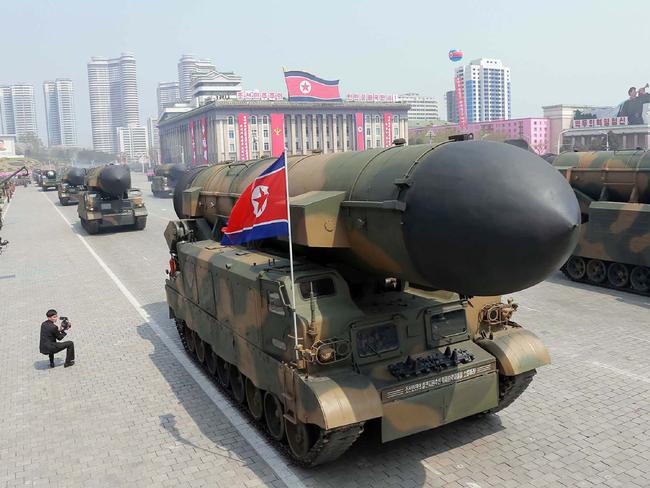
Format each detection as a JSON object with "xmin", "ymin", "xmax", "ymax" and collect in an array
[{"xmin": 476, "ymin": 328, "xmax": 550, "ymax": 376}]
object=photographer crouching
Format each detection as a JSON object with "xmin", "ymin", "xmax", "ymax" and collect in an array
[{"xmin": 39, "ymin": 310, "xmax": 75, "ymax": 368}]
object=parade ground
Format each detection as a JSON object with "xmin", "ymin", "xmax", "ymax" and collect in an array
[{"xmin": 1, "ymin": 175, "xmax": 649, "ymax": 488}]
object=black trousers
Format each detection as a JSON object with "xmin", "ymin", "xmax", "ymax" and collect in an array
[{"xmin": 48, "ymin": 341, "xmax": 75, "ymax": 365}]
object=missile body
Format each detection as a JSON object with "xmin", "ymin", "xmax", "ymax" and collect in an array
[{"xmin": 85, "ymin": 165, "xmax": 131, "ymax": 197}]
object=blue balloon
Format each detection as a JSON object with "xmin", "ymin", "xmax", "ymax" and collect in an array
[{"xmin": 448, "ymin": 49, "xmax": 463, "ymax": 62}]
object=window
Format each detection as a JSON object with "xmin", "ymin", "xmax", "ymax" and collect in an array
[
  {"xmin": 251, "ymin": 116, "xmax": 257, "ymax": 125},
  {"xmin": 262, "ymin": 115, "xmax": 268, "ymax": 124},
  {"xmin": 356, "ymin": 324, "xmax": 399, "ymax": 358},
  {"xmin": 229, "ymin": 143, "xmax": 235, "ymax": 152},
  {"xmin": 263, "ymin": 129, "xmax": 269, "ymax": 138},
  {"xmin": 227, "ymin": 116, "xmax": 234, "ymax": 125},
  {"xmin": 228, "ymin": 130, "xmax": 235, "ymax": 139},
  {"xmin": 375, "ymin": 127, "xmax": 381, "ymax": 136},
  {"xmin": 267, "ymin": 291, "xmax": 285, "ymax": 316},
  {"xmin": 264, "ymin": 142, "xmax": 269, "ymax": 151},
  {"xmin": 366, "ymin": 139, "xmax": 372, "ymax": 147},
  {"xmin": 299, "ymin": 277, "xmax": 335, "ymax": 299}
]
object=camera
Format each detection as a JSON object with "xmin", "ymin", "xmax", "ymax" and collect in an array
[{"xmin": 60, "ymin": 316, "xmax": 71, "ymax": 331}]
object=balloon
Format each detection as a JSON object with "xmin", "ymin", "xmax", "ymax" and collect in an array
[{"xmin": 448, "ymin": 49, "xmax": 463, "ymax": 62}]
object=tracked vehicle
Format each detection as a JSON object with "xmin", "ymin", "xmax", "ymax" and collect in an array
[
  {"xmin": 40, "ymin": 169, "xmax": 58, "ymax": 190},
  {"xmin": 151, "ymin": 163, "xmax": 186, "ymax": 197},
  {"xmin": 554, "ymin": 149, "xmax": 650, "ymax": 294},
  {"xmin": 57, "ymin": 167, "xmax": 86, "ymax": 205},
  {"xmin": 78, "ymin": 164, "xmax": 147, "ymax": 234},
  {"xmin": 164, "ymin": 141, "xmax": 580, "ymax": 465}
]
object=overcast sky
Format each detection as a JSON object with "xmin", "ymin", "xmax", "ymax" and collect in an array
[{"xmin": 3, "ymin": 0, "xmax": 648, "ymax": 146}]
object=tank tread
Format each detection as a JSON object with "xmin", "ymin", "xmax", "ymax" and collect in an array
[
  {"xmin": 174, "ymin": 318, "xmax": 364, "ymax": 466},
  {"xmin": 492, "ymin": 370, "xmax": 536, "ymax": 413},
  {"xmin": 561, "ymin": 257, "xmax": 650, "ymax": 297}
]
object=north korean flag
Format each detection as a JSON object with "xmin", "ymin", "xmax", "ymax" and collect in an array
[
  {"xmin": 221, "ymin": 154, "xmax": 289, "ymax": 245},
  {"xmin": 284, "ymin": 70, "xmax": 342, "ymax": 102}
]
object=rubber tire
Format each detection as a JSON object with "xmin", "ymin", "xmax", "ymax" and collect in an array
[
  {"xmin": 85, "ymin": 220, "xmax": 100, "ymax": 235},
  {"xmin": 264, "ymin": 392, "xmax": 285, "ymax": 441},
  {"xmin": 586, "ymin": 259, "xmax": 606, "ymax": 284},
  {"xmin": 607, "ymin": 262, "xmax": 629, "ymax": 288},
  {"xmin": 195, "ymin": 336, "xmax": 206, "ymax": 364},
  {"xmin": 216, "ymin": 357, "xmax": 230, "ymax": 388},
  {"xmin": 630, "ymin": 266, "xmax": 650, "ymax": 292},
  {"xmin": 565, "ymin": 256, "xmax": 586, "ymax": 280},
  {"xmin": 230, "ymin": 366, "xmax": 246, "ymax": 404},
  {"xmin": 245, "ymin": 379, "xmax": 264, "ymax": 420},
  {"xmin": 205, "ymin": 349, "xmax": 218, "ymax": 376}
]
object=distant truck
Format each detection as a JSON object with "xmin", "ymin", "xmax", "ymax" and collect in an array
[
  {"xmin": 151, "ymin": 163, "xmax": 186, "ymax": 197},
  {"xmin": 77, "ymin": 165, "xmax": 147, "ymax": 234},
  {"xmin": 40, "ymin": 170, "xmax": 58, "ymax": 190},
  {"xmin": 57, "ymin": 167, "xmax": 86, "ymax": 205}
]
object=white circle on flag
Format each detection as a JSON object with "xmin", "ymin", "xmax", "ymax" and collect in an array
[
  {"xmin": 251, "ymin": 185, "xmax": 269, "ymax": 217},
  {"xmin": 299, "ymin": 80, "xmax": 312, "ymax": 94}
]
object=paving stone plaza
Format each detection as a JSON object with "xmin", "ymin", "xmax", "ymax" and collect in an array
[{"xmin": 1, "ymin": 175, "xmax": 649, "ymax": 488}]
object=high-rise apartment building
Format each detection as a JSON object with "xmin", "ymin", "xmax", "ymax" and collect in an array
[
  {"xmin": 445, "ymin": 90, "xmax": 458, "ymax": 123},
  {"xmin": 117, "ymin": 124, "xmax": 148, "ymax": 162},
  {"xmin": 87, "ymin": 53, "xmax": 140, "ymax": 153},
  {"xmin": 177, "ymin": 54, "xmax": 216, "ymax": 102},
  {"xmin": 157, "ymin": 82, "xmax": 180, "ymax": 114},
  {"xmin": 146, "ymin": 116, "xmax": 159, "ymax": 150},
  {"xmin": 0, "ymin": 84, "xmax": 38, "ymax": 140},
  {"xmin": 454, "ymin": 58, "xmax": 511, "ymax": 123},
  {"xmin": 398, "ymin": 93, "xmax": 439, "ymax": 121},
  {"xmin": 43, "ymin": 79, "xmax": 77, "ymax": 147}
]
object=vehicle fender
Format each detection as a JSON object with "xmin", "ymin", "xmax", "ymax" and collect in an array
[
  {"xmin": 295, "ymin": 373, "xmax": 383, "ymax": 430},
  {"xmin": 476, "ymin": 328, "xmax": 550, "ymax": 376}
]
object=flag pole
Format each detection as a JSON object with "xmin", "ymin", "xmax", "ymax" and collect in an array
[{"xmin": 282, "ymin": 151, "xmax": 300, "ymax": 361}]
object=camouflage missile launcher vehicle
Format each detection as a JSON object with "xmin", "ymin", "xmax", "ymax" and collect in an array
[
  {"xmin": 554, "ymin": 150, "xmax": 650, "ymax": 294},
  {"xmin": 57, "ymin": 167, "xmax": 86, "ymax": 205},
  {"xmin": 164, "ymin": 141, "xmax": 580, "ymax": 465},
  {"xmin": 77, "ymin": 164, "xmax": 147, "ymax": 234},
  {"xmin": 151, "ymin": 163, "xmax": 186, "ymax": 197},
  {"xmin": 40, "ymin": 169, "xmax": 58, "ymax": 190},
  {"xmin": 32, "ymin": 168, "xmax": 42, "ymax": 185}
]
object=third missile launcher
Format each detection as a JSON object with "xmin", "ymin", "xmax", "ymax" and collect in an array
[
  {"xmin": 40, "ymin": 170, "xmax": 58, "ymax": 191},
  {"xmin": 57, "ymin": 167, "xmax": 86, "ymax": 206},
  {"xmin": 164, "ymin": 140, "xmax": 580, "ymax": 465},
  {"xmin": 77, "ymin": 164, "xmax": 147, "ymax": 234},
  {"xmin": 151, "ymin": 163, "xmax": 186, "ymax": 197},
  {"xmin": 554, "ymin": 149, "xmax": 650, "ymax": 293}
]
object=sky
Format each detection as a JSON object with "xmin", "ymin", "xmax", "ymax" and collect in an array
[{"xmin": 3, "ymin": 0, "xmax": 649, "ymax": 147}]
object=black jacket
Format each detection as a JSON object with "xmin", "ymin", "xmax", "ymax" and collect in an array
[{"xmin": 39, "ymin": 320, "xmax": 66, "ymax": 354}]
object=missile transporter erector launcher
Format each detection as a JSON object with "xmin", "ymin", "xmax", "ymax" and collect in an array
[
  {"xmin": 163, "ymin": 141, "xmax": 580, "ymax": 465},
  {"xmin": 554, "ymin": 150, "xmax": 650, "ymax": 293},
  {"xmin": 151, "ymin": 163, "xmax": 187, "ymax": 197},
  {"xmin": 57, "ymin": 167, "xmax": 86, "ymax": 205},
  {"xmin": 77, "ymin": 165, "xmax": 147, "ymax": 234},
  {"xmin": 40, "ymin": 170, "xmax": 58, "ymax": 191}
]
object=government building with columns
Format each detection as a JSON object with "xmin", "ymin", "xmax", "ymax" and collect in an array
[{"xmin": 158, "ymin": 99, "xmax": 411, "ymax": 165}]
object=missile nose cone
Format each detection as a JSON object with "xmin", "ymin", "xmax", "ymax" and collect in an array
[{"xmin": 403, "ymin": 141, "xmax": 580, "ymax": 295}]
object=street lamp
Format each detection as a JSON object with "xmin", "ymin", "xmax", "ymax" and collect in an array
[
  {"xmin": 598, "ymin": 131, "xmax": 610, "ymax": 151},
  {"xmin": 556, "ymin": 128, "xmax": 572, "ymax": 153}
]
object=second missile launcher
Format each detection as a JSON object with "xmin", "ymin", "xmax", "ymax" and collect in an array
[
  {"xmin": 40, "ymin": 170, "xmax": 58, "ymax": 191},
  {"xmin": 164, "ymin": 140, "xmax": 580, "ymax": 465},
  {"xmin": 57, "ymin": 167, "xmax": 86, "ymax": 205},
  {"xmin": 151, "ymin": 163, "xmax": 186, "ymax": 197},
  {"xmin": 77, "ymin": 164, "xmax": 147, "ymax": 234}
]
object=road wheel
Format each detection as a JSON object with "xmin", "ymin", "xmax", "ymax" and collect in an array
[
  {"xmin": 230, "ymin": 366, "xmax": 246, "ymax": 404},
  {"xmin": 586, "ymin": 259, "xmax": 606, "ymax": 284},
  {"xmin": 205, "ymin": 348, "xmax": 217, "ymax": 375},
  {"xmin": 630, "ymin": 266, "xmax": 650, "ymax": 293},
  {"xmin": 134, "ymin": 216, "xmax": 147, "ymax": 230},
  {"xmin": 185, "ymin": 326, "xmax": 196, "ymax": 353},
  {"xmin": 59, "ymin": 198, "xmax": 69, "ymax": 206},
  {"xmin": 245, "ymin": 379, "xmax": 264, "ymax": 420},
  {"xmin": 264, "ymin": 393, "xmax": 285, "ymax": 441},
  {"xmin": 286, "ymin": 420, "xmax": 320, "ymax": 461},
  {"xmin": 607, "ymin": 263, "xmax": 629, "ymax": 288},
  {"xmin": 216, "ymin": 357, "xmax": 230, "ymax": 388},
  {"xmin": 565, "ymin": 256, "xmax": 586, "ymax": 280},
  {"xmin": 195, "ymin": 335, "xmax": 206, "ymax": 364}
]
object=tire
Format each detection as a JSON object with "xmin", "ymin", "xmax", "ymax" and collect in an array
[
  {"xmin": 586, "ymin": 259, "xmax": 606, "ymax": 284},
  {"xmin": 565, "ymin": 256, "xmax": 586, "ymax": 280},
  {"xmin": 607, "ymin": 263, "xmax": 629, "ymax": 288},
  {"xmin": 134, "ymin": 216, "xmax": 147, "ymax": 230},
  {"xmin": 83, "ymin": 219, "xmax": 100, "ymax": 235},
  {"xmin": 630, "ymin": 266, "xmax": 650, "ymax": 293}
]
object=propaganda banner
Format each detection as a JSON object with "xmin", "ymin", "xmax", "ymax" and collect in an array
[
  {"xmin": 455, "ymin": 74, "xmax": 468, "ymax": 131},
  {"xmin": 270, "ymin": 113, "xmax": 285, "ymax": 157},
  {"xmin": 200, "ymin": 117, "xmax": 208, "ymax": 164},
  {"xmin": 383, "ymin": 113, "xmax": 393, "ymax": 148},
  {"xmin": 355, "ymin": 112, "xmax": 365, "ymax": 151},
  {"xmin": 189, "ymin": 120, "xmax": 197, "ymax": 165},
  {"xmin": 238, "ymin": 113, "xmax": 250, "ymax": 161}
]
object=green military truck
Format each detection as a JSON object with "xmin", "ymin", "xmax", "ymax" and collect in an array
[
  {"xmin": 77, "ymin": 164, "xmax": 147, "ymax": 234},
  {"xmin": 151, "ymin": 163, "xmax": 186, "ymax": 197},
  {"xmin": 554, "ymin": 150, "xmax": 650, "ymax": 294},
  {"xmin": 40, "ymin": 169, "xmax": 58, "ymax": 190},
  {"xmin": 162, "ymin": 141, "xmax": 580, "ymax": 465},
  {"xmin": 57, "ymin": 167, "xmax": 86, "ymax": 205}
]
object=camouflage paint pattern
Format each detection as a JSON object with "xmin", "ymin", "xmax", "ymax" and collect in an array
[
  {"xmin": 162, "ymin": 142, "xmax": 564, "ymax": 464},
  {"xmin": 554, "ymin": 150, "xmax": 650, "ymax": 293}
]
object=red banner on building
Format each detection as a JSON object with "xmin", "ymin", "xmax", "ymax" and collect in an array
[
  {"xmin": 383, "ymin": 113, "xmax": 393, "ymax": 148},
  {"xmin": 270, "ymin": 113, "xmax": 285, "ymax": 157},
  {"xmin": 454, "ymin": 74, "xmax": 468, "ymax": 131},
  {"xmin": 189, "ymin": 120, "xmax": 197, "ymax": 165},
  {"xmin": 238, "ymin": 113, "xmax": 250, "ymax": 161},
  {"xmin": 355, "ymin": 112, "xmax": 365, "ymax": 151},
  {"xmin": 200, "ymin": 117, "xmax": 208, "ymax": 164}
]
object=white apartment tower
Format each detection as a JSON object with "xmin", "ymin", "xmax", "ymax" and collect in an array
[
  {"xmin": 87, "ymin": 53, "xmax": 140, "ymax": 153},
  {"xmin": 398, "ymin": 93, "xmax": 439, "ymax": 121},
  {"xmin": 454, "ymin": 58, "xmax": 511, "ymax": 123},
  {"xmin": 177, "ymin": 54, "xmax": 216, "ymax": 102},
  {"xmin": 157, "ymin": 82, "xmax": 180, "ymax": 114},
  {"xmin": 146, "ymin": 116, "xmax": 159, "ymax": 149},
  {"xmin": 117, "ymin": 124, "xmax": 149, "ymax": 162},
  {"xmin": 43, "ymin": 79, "xmax": 77, "ymax": 147},
  {"xmin": 0, "ymin": 84, "xmax": 38, "ymax": 139}
]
